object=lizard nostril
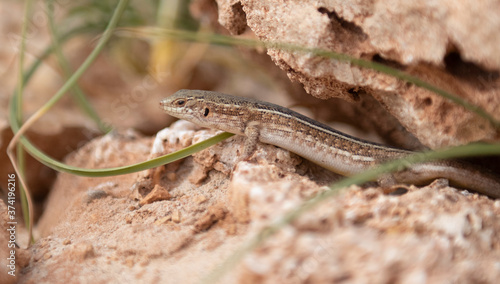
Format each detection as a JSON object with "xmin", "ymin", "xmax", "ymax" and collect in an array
[{"xmin": 204, "ymin": 108, "xmax": 210, "ymax": 117}]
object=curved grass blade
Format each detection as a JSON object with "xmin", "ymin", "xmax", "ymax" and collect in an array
[
  {"xmin": 13, "ymin": 129, "xmax": 233, "ymax": 177},
  {"xmin": 116, "ymin": 27, "xmax": 500, "ymax": 129},
  {"xmin": 7, "ymin": 0, "xmax": 130, "ymax": 246},
  {"xmin": 46, "ymin": 0, "xmax": 112, "ymax": 133},
  {"xmin": 15, "ymin": 0, "xmax": 34, "ymax": 243}
]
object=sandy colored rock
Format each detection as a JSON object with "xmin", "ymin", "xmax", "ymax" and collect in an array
[
  {"xmin": 68, "ymin": 242, "xmax": 95, "ymax": 262},
  {"xmin": 36, "ymin": 129, "xmax": 152, "ymax": 237},
  {"xmin": 216, "ymin": 0, "xmax": 248, "ymax": 35},
  {"xmin": 0, "ymin": 200, "xmax": 18, "ymax": 284},
  {"xmin": 21, "ymin": 124, "xmax": 500, "ymax": 283},
  {"xmin": 210, "ymin": 0, "xmax": 500, "ymax": 149},
  {"xmin": 139, "ymin": 184, "xmax": 172, "ymax": 206},
  {"xmin": 240, "ymin": 185, "xmax": 500, "ymax": 283},
  {"xmin": 193, "ymin": 203, "xmax": 227, "ymax": 232}
]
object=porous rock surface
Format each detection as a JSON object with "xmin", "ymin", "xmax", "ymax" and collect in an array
[
  {"xmin": 211, "ymin": 0, "xmax": 500, "ymax": 148},
  {"xmin": 22, "ymin": 124, "xmax": 500, "ymax": 283}
]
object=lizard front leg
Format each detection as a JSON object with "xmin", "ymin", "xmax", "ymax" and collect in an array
[{"xmin": 242, "ymin": 121, "xmax": 261, "ymax": 160}]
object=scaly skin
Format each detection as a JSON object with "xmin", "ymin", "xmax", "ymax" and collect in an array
[{"xmin": 160, "ymin": 89, "xmax": 500, "ymax": 198}]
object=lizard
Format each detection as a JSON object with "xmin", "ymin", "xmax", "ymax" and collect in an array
[{"xmin": 160, "ymin": 89, "xmax": 500, "ymax": 199}]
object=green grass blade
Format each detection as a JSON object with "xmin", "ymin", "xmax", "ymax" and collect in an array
[
  {"xmin": 8, "ymin": 0, "xmax": 130, "ymax": 245},
  {"xmin": 46, "ymin": 0, "xmax": 112, "ymax": 133},
  {"xmin": 117, "ymin": 27, "xmax": 500, "ymax": 129},
  {"xmin": 16, "ymin": 131, "xmax": 234, "ymax": 177},
  {"xmin": 15, "ymin": 0, "xmax": 34, "ymax": 244},
  {"xmin": 12, "ymin": 0, "xmax": 130, "ymax": 132}
]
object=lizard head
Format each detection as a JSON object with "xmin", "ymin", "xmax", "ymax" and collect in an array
[{"xmin": 160, "ymin": 89, "xmax": 248, "ymax": 134}]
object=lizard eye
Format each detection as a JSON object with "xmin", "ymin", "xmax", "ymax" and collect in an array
[
  {"xmin": 175, "ymin": 99, "xmax": 185, "ymax": 106},
  {"xmin": 204, "ymin": 108, "xmax": 210, "ymax": 117}
]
